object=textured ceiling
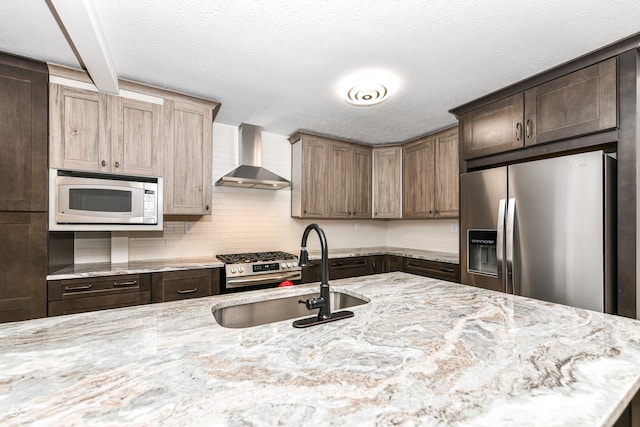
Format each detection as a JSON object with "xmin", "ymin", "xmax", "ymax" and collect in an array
[{"xmin": 1, "ymin": 0, "xmax": 639, "ymax": 144}]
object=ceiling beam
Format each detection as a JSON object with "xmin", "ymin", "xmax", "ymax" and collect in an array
[{"xmin": 48, "ymin": 0, "xmax": 119, "ymax": 94}]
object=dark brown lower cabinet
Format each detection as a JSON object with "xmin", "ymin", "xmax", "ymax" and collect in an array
[
  {"xmin": 0, "ymin": 212, "xmax": 47, "ymax": 322},
  {"xmin": 151, "ymin": 268, "xmax": 220, "ymax": 303},
  {"xmin": 47, "ymin": 274, "xmax": 151, "ymax": 316},
  {"xmin": 402, "ymin": 258, "xmax": 460, "ymax": 282},
  {"xmin": 384, "ymin": 255, "xmax": 404, "ymax": 272},
  {"xmin": 330, "ymin": 256, "xmax": 382, "ymax": 279}
]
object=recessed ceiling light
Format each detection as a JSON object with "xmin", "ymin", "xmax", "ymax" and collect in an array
[{"xmin": 337, "ymin": 70, "xmax": 400, "ymax": 107}]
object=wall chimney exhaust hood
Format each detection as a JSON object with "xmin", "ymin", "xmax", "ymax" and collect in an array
[{"xmin": 215, "ymin": 124, "xmax": 292, "ymax": 190}]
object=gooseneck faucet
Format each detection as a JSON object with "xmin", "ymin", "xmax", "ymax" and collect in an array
[{"xmin": 294, "ymin": 223, "xmax": 354, "ymax": 328}]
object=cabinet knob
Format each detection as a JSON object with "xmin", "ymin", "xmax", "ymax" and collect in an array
[
  {"xmin": 101, "ymin": 160, "xmax": 106, "ymax": 166},
  {"xmin": 114, "ymin": 161, "xmax": 120, "ymax": 168},
  {"xmin": 515, "ymin": 122, "xmax": 523, "ymax": 141},
  {"xmin": 525, "ymin": 119, "xmax": 533, "ymax": 138},
  {"xmin": 205, "ymin": 205, "xmax": 210, "ymax": 212}
]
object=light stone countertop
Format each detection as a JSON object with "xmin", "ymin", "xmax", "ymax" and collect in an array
[
  {"xmin": 2, "ymin": 272, "xmax": 640, "ymax": 426},
  {"xmin": 46, "ymin": 247, "xmax": 458, "ymax": 280}
]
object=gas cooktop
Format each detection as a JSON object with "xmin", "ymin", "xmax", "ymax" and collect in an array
[{"xmin": 216, "ymin": 251, "xmax": 298, "ymax": 264}]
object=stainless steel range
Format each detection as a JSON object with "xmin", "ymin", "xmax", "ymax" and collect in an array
[{"xmin": 216, "ymin": 251, "xmax": 301, "ymax": 293}]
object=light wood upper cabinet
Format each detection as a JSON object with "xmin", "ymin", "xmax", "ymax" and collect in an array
[
  {"xmin": 434, "ymin": 129, "xmax": 459, "ymax": 218},
  {"xmin": 291, "ymin": 134, "xmax": 330, "ymax": 218},
  {"xmin": 460, "ymin": 58, "xmax": 617, "ymax": 160},
  {"xmin": 351, "ymin": 146, "xmax": 372, "ymax": 218},
  {"xmin": 163, "ymin": 99, "xmax": 213, "ymax": 215},
  {"xmin": 50, "ymin": 83, "xmax": 163, "ymax": 176},
  {"xmin": 403, "ymin": 126, "xmax": 459, "ymax": 219},
  {"xmin": 113, "ymin": 97, "xmax": 163, "ymax": 177},
  {"xmin": 50, "ymin": 84, "xmax": 110, "ymax": 173},
  {"xmin": 373, "ymin": 146, "xmax": 402, "ymax": 218},
  {"xmin": 291, "ymin": 133, "xmax": 370, "ymax": 219},
  {"xmin": 328, "ymin": 141, "xmax": 372, "ymax": 218}
]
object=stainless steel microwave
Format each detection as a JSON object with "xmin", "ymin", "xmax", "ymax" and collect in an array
[{"xmin": 49, "ymin": 169, "xmax": 163, "ymax": 231}]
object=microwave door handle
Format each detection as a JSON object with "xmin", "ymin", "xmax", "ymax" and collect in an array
[
  {"xmin": 496, "ymin": 199, "xmax": 506, "ymax": 293},
  {"xmin": 505, "ymin": 198, "xmax": 516, "ymax": 295}
]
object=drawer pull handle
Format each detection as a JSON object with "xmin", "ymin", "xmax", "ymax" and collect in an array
[
  {"xmin": 177, "ymin": 288, "xmax": 198, "ymax": 294},
  {"xmin": 64, "ymin": 285, "xmax": 93, "ymax": 292},
  {"xmin": 113, "ymin": 280, "xmax": 138, "ymax": 287},
  {"xmin": 440, "ymin": 267, "xmax": 455, "ymax": 273}
]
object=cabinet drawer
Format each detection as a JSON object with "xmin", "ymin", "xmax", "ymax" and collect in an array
[
  {"xmin": 330, "ymin": 256, "xmax": 375, "ymax": 280},
  {"xmin": 48, "ymin": 291, "xmax": 151, "ymax": 316},
  {"xmin": 48, "ymin": 274, "xmax": 150, "ymax": 301},
  {"xmin": 402, "ymin": 258, "xmax": 460, "ymax": 282},
  {"xmin": 151, "ymin": 269, "xmax": 220, "ymax": 303}
]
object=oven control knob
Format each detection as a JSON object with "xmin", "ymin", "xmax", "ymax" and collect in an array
[
  {"xmin": 293, "ymin": 261, "xmax": 298, "ymax": 267},
  {"xmin": 287, "ymin": 262, "xmax": 293, "ymax": 268},
  {"xmin": 281, "ymin": 262, "xmax": 287, "ymax": 269},
  {"xmin": 231, "ymin": 267, "xmax": 237, "ymax": 274},
  {"xmin": 238, "ymin": 266, "xmax": 244, "ymax": 273}
]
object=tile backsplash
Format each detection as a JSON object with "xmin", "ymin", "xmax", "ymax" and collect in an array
[{"xmin": 74, "ymin": 123, "xmax": 458, "ymax": 264}]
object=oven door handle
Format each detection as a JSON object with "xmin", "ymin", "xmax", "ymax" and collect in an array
[{"xmin": 226, "ymin": 272, "xmax": 302, "ymax": 287}]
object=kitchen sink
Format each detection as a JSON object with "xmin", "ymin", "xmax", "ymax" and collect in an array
[{"xmin": 212, "ymin": 290, "xmax": 369, "ymax": 328}]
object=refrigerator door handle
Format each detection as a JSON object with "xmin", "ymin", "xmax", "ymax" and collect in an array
[
  {"xmin": 496, "ymin": 199, "xmax": 507, "ymax": 293},
  {"xmin": 506, "ymin": 198, "xmax": 517, "ymax": 295}
]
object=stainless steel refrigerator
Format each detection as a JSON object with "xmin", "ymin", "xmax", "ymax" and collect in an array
[{"xmin": 460, "ymin": 150, "xmax": 616, "ymax": 313}]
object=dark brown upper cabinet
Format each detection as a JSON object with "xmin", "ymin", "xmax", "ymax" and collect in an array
[
  {"xmin": 0, "ymin": 53, "xmax": 48, "ymax": 212},
  {"xmin": 461, "ymin": 58, "xmax": 617, "ymax": 160}
]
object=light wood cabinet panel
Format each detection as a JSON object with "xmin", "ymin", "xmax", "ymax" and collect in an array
[
  {"xmin": 50, "ymin": 83, "xmax": 163, "ymax": 177},
  {"xmin": 292, "ymin": 133, "xmax": 371, "ymax": 219},
  {"xmin": 460, "ymin": 58, "xmax": 617, "ymax": 160},
  {"xmin": 328, "ymin": 142, "xmax": 372, "ymax": 218},
  {"xmin": 403, "ymin": 136, "xmax": 436, "ymax": 218},
  {"xmin": 435, "ymin": 128, "xmax": 459, "ymax": 218},
  {"xmin": 0, "ymin": 56, "xmax": 48, "ymax": 212},
  {"xmin": 113, "ymin": 97, "xmax": 163, "ymax": 176},
  {"xmin": 50, "ymin": 84, "xmax": 110, "ymax": 172},
  {"xmin": 352, "ymin": 146, "xmax": 372, "ymax": 218},
  {"xmin": 524, "ymin": 58, "xmax": 617, "ymax": 146},
  {"xmin": 163, "ymin": 99, "xmax": 213, "ymax": 215},
  {"xmin": 403, "ymin": 126, "xmax": 459, "ymax": 219},
  {"xmin": 291, "ymin": 134, "xmax": 330, "ymax": 218},
  {"xmin": 373, "ymin": 146, "xmax": 402, "ymax": 218},
  {"xmin": 328, "ymin": 141, "xmax": 352, "ymax": 218}
]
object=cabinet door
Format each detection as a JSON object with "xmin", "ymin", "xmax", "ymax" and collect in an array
[
  {"xmin": 301, "ymin": 137, "xmax": 329, "ymax": 217},
  {"xmin": 0, "ymin": 59, "xmax": 47, "ymax": 212},
  {"xmin": 461, "ymin": 93, "xmax": 524, "ymax": 159},
  {"xmin": 0, "ymin": 212, "xmax": 47, "ymax": 322},
  {"xmin": 164, "ymin": 99, "xmax": 213, "ymax": 214},
  {"xmin": 524, "ymin": 58, "xmax": 617, "ymax": 146},
  {"xmin": 373, "ymin": 147, "xmax": 401, "ymax": 218},
  {"xmin": 113, "ymin": 97, "xmax": 163, "ymax": 176},
  {"xmin": 435, "ymin": 129, "xmax": 459, "ymax": 218},
  {"xmin": 50, "ymin": 84, "xmax": 110, "ymax": 172},
  {"xmin": 352, "ymin": 146, "xmax": 372, "ymax": 218},
  {"xmin": 328, "ymin": 141, "xmax": 353, "ymax": 218},
  {"xmin": 403, "ymin": 138, "xmax": 435, "ymax": 218},
  {"xmin": 151, "ymin": 269, "xmax": 218, "ymax": 303}
]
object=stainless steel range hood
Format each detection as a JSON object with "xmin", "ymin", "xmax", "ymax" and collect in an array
[{"xmin": 215, "ymin": 124, "xmax": 292, "ymax": 190}]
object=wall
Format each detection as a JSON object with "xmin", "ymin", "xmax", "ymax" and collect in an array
[{"xmin": 74, "ymin": 123, "xmax": 459, "ymax": 263}]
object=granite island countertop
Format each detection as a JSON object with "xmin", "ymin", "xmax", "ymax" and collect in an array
[{"xmin": 2, "ymin": 272, "xmax": 639, "ymax": 426}]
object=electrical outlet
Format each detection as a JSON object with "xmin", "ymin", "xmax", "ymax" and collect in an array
[
  {"xmin": 450, "ymin": 223, "xmax": 459, "ymax": 233},
  {"xmin": 184, "ymin": 222, "xmax": 195, "ymax": 234},
  {"xmin": 355, "ymin": 222, "xmax": 361, "ymax": 232}
]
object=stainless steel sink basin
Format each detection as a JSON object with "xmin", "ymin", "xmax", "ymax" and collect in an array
[{"xmin": 212, "ymin": 290, "xmax": 369, "ymax": 328}]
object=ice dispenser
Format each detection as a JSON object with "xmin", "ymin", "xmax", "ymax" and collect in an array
[{"xmin": 468, "ymin": 230, "xmax": 498, "ymax": 276}]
